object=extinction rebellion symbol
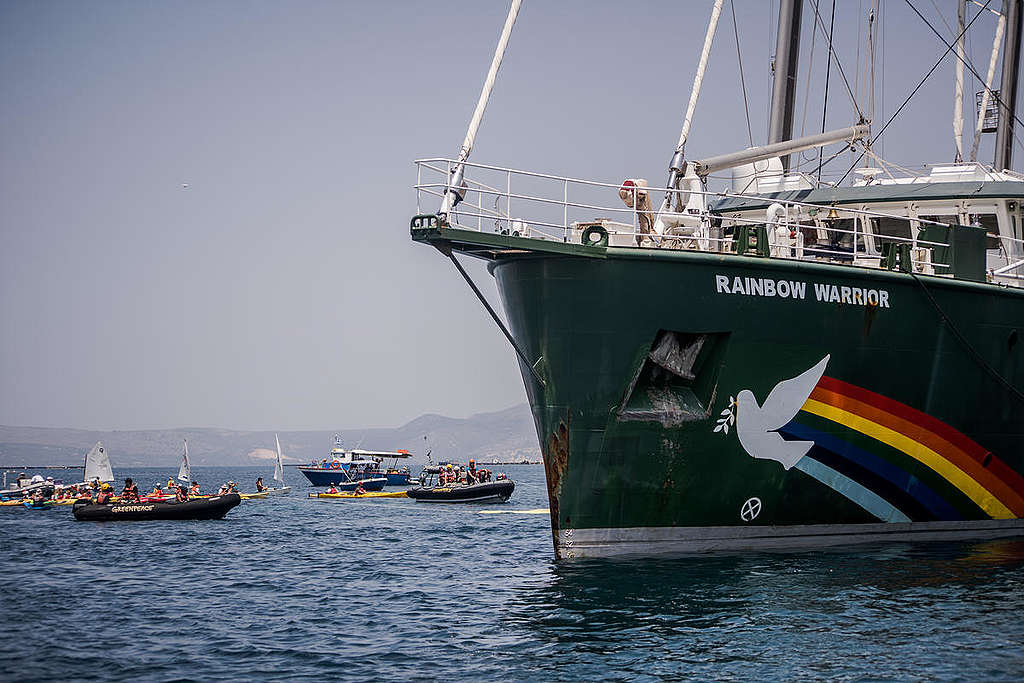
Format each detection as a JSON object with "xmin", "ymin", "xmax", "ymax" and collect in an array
[{"xmin": 740, "ymin": 497, "xmax": 762, "ymax": 522}]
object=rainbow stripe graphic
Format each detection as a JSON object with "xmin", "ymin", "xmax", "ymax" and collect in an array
[{"xmin": 783, "ymin": 377, "xmax": 1024, "ymax": 522}]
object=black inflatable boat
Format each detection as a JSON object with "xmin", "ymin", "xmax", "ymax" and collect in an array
[
  {"xmin": 407, "ymin": 480, "xmax": 514, "ymax": 503},
  {"xmin": 72, "ymin": 494, "xmax": 241, "ymax": 521}
]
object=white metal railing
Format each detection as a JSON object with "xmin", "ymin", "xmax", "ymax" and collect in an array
[
  {"xmin": 990, "ymin": 233, "xmax": 1024, "ymax": 283},
  {"xmin": 412, "ymin": 158, "xmax": 1024, "ymax": 286}
]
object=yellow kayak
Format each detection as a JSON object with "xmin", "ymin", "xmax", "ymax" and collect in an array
[
  {"xmin": 239, "ymin": 492, "xmax": 268, "ymax": 500},
  {"xmin": 308, "ymin": 491, "xmax": 409, "ymax": 499}
]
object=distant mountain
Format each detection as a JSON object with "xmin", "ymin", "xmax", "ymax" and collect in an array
[{"xmin": 0, "ymin": 404, "xmax": 540, "ymax": 468}]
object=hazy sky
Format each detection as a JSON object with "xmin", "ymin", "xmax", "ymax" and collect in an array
[{"xmin": 1, "ymin": 0, "xmax": 1018, "ymax": 430}]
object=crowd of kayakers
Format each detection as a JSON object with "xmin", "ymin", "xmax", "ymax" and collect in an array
[{"xmin": 2, "ymin": 475, "xmax": 255, "ymax": 506}]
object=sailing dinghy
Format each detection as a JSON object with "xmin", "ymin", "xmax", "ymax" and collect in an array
[{"xmin": 261, "ymin": 434, "xmax": 291, "ymax": 496}]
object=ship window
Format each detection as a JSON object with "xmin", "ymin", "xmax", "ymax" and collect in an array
[
  {"xmin": 867, "ymin": 216, "xmax": 912, "ymax": 240},
  {"xmin": 968, "ymin": 213, "xmax": 1002, "ymax": 250},
  {"xmin": 824, "ymin": 218, "xmax": 867, "ymax": 251},
  {"xmin": 919, "ymin": 215, "xmax": 958, "ymax": 227}
]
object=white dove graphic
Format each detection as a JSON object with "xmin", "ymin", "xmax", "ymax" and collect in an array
[{"xmin": 735, "ymin": 354, "xmax": 830, "ymax": 470}]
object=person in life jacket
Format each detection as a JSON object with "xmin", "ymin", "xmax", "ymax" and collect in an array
[
  {"xmin": 166, "ymin": 476, "xmax": 176, "ymax": 489},
  {"xmin": 353, "ymin": 482, "xmax": 366, "ymax": 496},
  {"xmin": 327, "ymin": 484, "xmax": 339, "ymax": 494},
  {"xmin": 467, "ymin": 460, "xmax": 478, "ymax": 485},
  {"xmin": 121, "ymin": 478, "xmax": 139, "ymax": 502},
  {"xmin": 189, "ymin": 481, "xmax": 200, "ymax": 496},
  {"xmin": 175, "ymin": 485, "xmax": 188, "ymax": 503},
  {"xmin": 151, "ymin": 484, "xmax": 163, "ymax": 497},
  {"xmin": 96, "ymin": 483, "xmax": 113, "ymax": 505}
]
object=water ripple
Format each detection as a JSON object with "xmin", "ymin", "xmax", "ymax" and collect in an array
[{"xmin": 2, "ymin": 466, "xmax": 1024, "ymax": 680}]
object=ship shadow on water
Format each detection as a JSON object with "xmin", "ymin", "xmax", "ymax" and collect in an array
[{"xmin": 501, "ymin": 539, "xmax": 1024, "ymax": 679}]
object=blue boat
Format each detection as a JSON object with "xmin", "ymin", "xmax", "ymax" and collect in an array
[{"xmin": 298, "ymin": 436, "xmax": 414, "ymax": 489}]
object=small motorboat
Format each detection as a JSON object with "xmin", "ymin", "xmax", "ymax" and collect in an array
[
  {"xmin": 73, "ymin": 494, "xmax": 241, "ymax": 521},
  {"xmin": 407, "ymin": 480, "xmax": 515, "ymax": 503},
  {"xmin": 298, "ymin": 435, "xmax": 408, "ymax": 488},
  {"xmin": 308, "ymin": 490, "xmax": 409, "ymax": 499}
]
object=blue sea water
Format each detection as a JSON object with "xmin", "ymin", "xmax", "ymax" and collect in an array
[{"xmin": 1, "ymin": 464, "xmax": 1023, "ymax": 681}]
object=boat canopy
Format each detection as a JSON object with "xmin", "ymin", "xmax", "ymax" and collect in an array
[{"xmin": 348, "ymin": 449, "xmax": 413, "ymax": 459}]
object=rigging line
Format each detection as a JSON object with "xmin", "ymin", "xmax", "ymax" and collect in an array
[
  {"xmin": 926, "ymin": 0, "xmax": 959, "ymax": 38},
  {"xmin": 817, "ymin": 0, "xmax": 839, "ymax": 182},
  {"xmin": 910, "ymin": 272, "xmax": 1024, "ymax": 405},
  {"xmin": 829, "ymin": 0, "xmax": 994, "ymax": 184},
  {"xmin": 904, "ymin": 0, "xmax": 1024, "ymax": 131},
  {"xmin": 798, "ymin": 0, "xmax": 823, "ymax": 161},
  {"xmin": 730, "ymin": 0, "xmax": 754, "ymax": 147},
  {"xmin": 855, "ymin": 0, "xmax": 864, "ymax": 110},
  {"xmin": 438, "ymin": 245, "xmax": 546, "ymax": 389},
  {"xmin": 808, "ymin": 0, "xmax": 864, "ymax": 118}
]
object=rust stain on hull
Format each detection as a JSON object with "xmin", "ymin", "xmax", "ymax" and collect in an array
[{"xmin": 543, "ymin": 419, "xmax": 569, "ymax": 556}]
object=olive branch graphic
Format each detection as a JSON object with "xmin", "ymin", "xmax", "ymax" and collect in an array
[{"xmin": 713, "ymin": 396, "xmax": 736, "ymax": 434}]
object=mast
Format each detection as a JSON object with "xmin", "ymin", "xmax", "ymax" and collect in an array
[
  {"xmin": 995, "ymin": 0, "xmax": 1022, "ymax": 170},
  {"xmin": 439, "ymin": 0, "xmax": 523, "ymax": 215},
  {"xmin": 767, "ymin": 0, "xmax": 803, "ymax": 170},
  {"xmin": 971, "ymin": 6, "xmax": 1006, "ymax": 162},
  {"xmin": 954, "ymin": 0, "xmax": 966, "ymax": 162},
  {"xmin": 655, "ymin": 0, "xmax": 724, "ymax": 227}
]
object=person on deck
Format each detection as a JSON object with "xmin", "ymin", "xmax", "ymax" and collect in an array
[
  {"xmin": 151, "ymin": 484, "xmax": 163, "ymax": 497},
  {"xmin": 467, "ymin": 460, "xmax": 478, "ymax": 485},
  {"xmin": 167, "ymin": 476, "xmax": 176, "ymax": 489},
  {"xmin": 190, "ymin": 481, "xmax": 200, "ymax": 496},
  {"xmin": 256, "ymin": 477, "xmax": 266, "ymax": 492},
  {"xmin": 175, "ymin": 485, "xmax": 188, "ymax": 502}
]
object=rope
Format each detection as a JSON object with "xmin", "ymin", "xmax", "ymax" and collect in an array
[
  {"xmin": 904, "ymin": 0, "xmax": 1024, "ymax": 132},
  {"xmin": 816, "ymin": 0, "xmax": 838, "ymax": 182},
  {"xmin": 808, "ymin": 0, "xmax": 865, "ymax": 119},
  {"xmin": 797, "ymin": 0, "xmax": 822, "ymax": 163},
  {"xmin": 442, "ymin": 247, "xmax": 546, "ymax": 389},
  {"xmin": 831, "ymin": 0, "xmax": 994, "ymax": 184},
  {"xmin": 730, "ymin": 0, "xmax": 754, "ymax": 147},
  {"xmin": 910, "ymin": 272, "xmax": 1024, "ymax": 405}
]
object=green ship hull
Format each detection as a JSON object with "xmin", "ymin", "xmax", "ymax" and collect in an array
[{"xmin": 415, "ymin": 225, "xmax": 1024, "ymax": 558}]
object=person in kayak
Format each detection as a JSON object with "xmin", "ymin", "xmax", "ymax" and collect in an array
[
  {"xmin": 353, "ymin": 482, "xmax": 366, "ymax": 496},
  {"xmin": 256, "ymin": 477, "xmax": 266, "ymax": 492},
  {"xmin": 326, "ymin": 484, "xmax": 339, "ymax": 494}
]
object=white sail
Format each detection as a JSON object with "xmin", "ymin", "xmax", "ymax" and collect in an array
[
  {"xmin": 274, "ymin": 434, "xmax": 285, "ymax": 484},
  {"xmin": 83, "ymin": 441, "xmax": 114, "ymax": 482},
  {"xmin": 178, "ymin": 439, "xmax": 191, "ymax": 482}
]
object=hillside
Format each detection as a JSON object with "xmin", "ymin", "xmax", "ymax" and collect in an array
[{"xmin": 0, "ymin": 405, "xmax": 540, "ymax": 467}]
